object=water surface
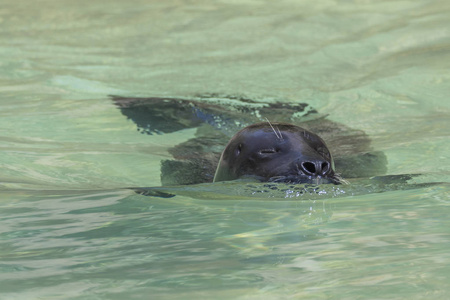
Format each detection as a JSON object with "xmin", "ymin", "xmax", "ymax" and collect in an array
[{"xmin": 1, "ymin": 0, "xmax": 449, "ymax": 299}]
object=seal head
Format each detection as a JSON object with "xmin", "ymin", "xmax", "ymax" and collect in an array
[{"xmin": 213, "ymin": 122, "xmax": 341, "ymax": 184}]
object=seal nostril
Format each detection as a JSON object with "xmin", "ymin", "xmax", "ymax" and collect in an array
[
  {"xmin": 301, "ymin": 162, "xmax": 316, "ymax": 175},
  {"xmin": 301, "ymin": 161, "xmax": 330, "ymax": 176}
]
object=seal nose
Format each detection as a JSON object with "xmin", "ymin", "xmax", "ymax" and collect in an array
[{"xmin": 300, "ymin": 161, "xmax": 331, "ymax": 176}]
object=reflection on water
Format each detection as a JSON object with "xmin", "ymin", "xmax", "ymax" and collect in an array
[{"xmin": 1, "ymin": 0, "xmax": 449, "ymax": 299}]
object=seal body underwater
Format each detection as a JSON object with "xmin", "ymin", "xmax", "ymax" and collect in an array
[
  {"xmin": 111, "ymin": 95, "xmax": 387, "ymax": 186},
  {"xmin": 110, "ymin": 95, "xmax": 442, "ymax": 199},
  {"xmin": 214, "ymin": 122, "xmax": 342, "ymax": 184}
]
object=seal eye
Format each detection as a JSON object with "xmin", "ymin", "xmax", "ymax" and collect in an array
[
  {"xmin": 259, "ymin": 148, "xmax": 278, "ymax": 155},
  {"xmin": 235, "ymin": 144, "xmax": 242, "ymax": 156}
]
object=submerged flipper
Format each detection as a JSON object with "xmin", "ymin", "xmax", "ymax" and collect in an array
[{"xmin": 111, "ymin": 94, "xmax": 320, "ymax": 136}]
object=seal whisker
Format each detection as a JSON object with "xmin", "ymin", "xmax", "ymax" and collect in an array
[
  {"xmin": 265, "ymin": 117, "xmax": 283, "ymax": 140},
  {"xmin": 333, "ymin": 173, "xmax": 349, "ymax": 184},
  {"xmin": 276, "ymin": 126, "xmax": 283, "ymax": 141}
]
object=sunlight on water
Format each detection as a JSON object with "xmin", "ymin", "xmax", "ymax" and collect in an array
[{"xmin": 0, "ymin": 0, "xmax": 449, "ymax": 299}]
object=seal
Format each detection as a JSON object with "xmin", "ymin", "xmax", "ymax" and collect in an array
[
  {"xmin": 214, "ymin": 122, "xmax": 342, "ymax": 184},
  {"xmin": 112, "ymin": 95, "xmax": 386, "ymax": 186}
]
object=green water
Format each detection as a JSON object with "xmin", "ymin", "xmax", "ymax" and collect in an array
[{"xmin": 1, "ymin": 0, "xmax": 449, "ymax": 299}]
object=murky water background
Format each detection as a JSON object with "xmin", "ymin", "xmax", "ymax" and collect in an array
[{"xmin": 1, "ymin": 0, "xmax": 449, "ymax": 299}]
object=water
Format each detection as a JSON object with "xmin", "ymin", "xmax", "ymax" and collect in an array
[{"xmin": 1, "ymin": 0, "xmax": 449, "ymax": 299}]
